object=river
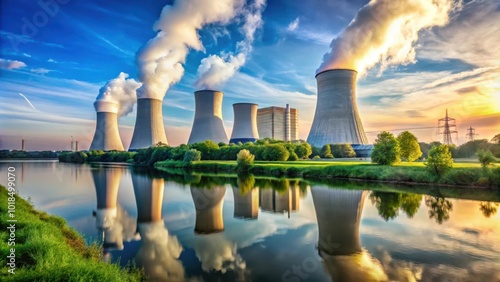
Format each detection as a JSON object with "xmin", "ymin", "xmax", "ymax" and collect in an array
[{"xmin": 1, "ymin": 161, "xmax": 499, "ymax": 281}]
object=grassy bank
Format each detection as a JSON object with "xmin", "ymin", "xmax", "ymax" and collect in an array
[
  {"xmin": 0, "ymin": 185, "xmax": 143, "ymax": 281},
  {"xmin": 155, "ymin": 160, "xmax": 500, "ymax": 189}
]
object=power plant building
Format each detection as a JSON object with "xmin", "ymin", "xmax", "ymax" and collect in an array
[
  {"xmin": 257, "ymin": 104, "xmax": 298, "ymax": 141},
  {"xmin": 307, "ymin": 69, "xmax": 368, "ymax": 148},
  {"xmin": 229, "ymin": 103, "xmax": 259, "ymax": 144},
  {"xmin": 90, "ymin": 100, "xmax": 125, "ymax": 151},
  {"xmin": 188, "ymin": 90, "xmax": 228, "ymax": 144}
]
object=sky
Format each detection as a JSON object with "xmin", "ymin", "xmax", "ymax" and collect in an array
[{"xmin": 0, "ymin": 0, "xmax": 499, "ymax": 151}]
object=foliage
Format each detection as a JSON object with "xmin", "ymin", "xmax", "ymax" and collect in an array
[
  {"xmin": 397, "ymin": 131, "xmax": 422, "ymax": 162},
  {"xmin": 311, "ymin": 146, "xmax": 321, "ymax": 158},
  {"xmin": 294, "ymin": 142, "xmax": 312, "ymax": 159},
  {"xmin": 492, "ymin": 134, "xmax": 500, "ymax": 144},
  {"xmin": 183, "ymin": 149, "xmax": 201, "ymax": 163},
  {"xmin": 236, "ymin": 149, "xmax": 255, "ymax": 173},
  {"xmin": 369, "ymin": 191, "xmax": 423, "ymax": 221},
  {"xmin": 58, "ymin": 151, "xmax": 88, "ymax": 163},
  {"xmin": 425, "ymin": 196, "xmax": 453, "ymax": 224},
  {"xmin": 331, "ymin": 144, "xmax": 356, "ymax": 158},
  {"xmin": 320, "ymin": 144, "xmax": 334, "ymax": 158},
  {"xmin": 0, "ymin": 150, "xmax": 58, "ymax": 159},
  {"xmin": 426, "ymin": 144, "xmax": 453, "ymax": 176},
  {"xmin": 477, "ymin": 149, "xmax": 495, "ymax": 168},
  {"xmin": 190, "ymin": 140, "xmax": 219, "ymax": 160},
  {"xmin": 313, "ymin": 155, "xmax": 321, "ymax": 159},
  {"xmin": 288, "ymin": 152, "xmax": 299, "ymax": 161},
  {"xmin": 371, "ymin": 131, "xmax": 400, "ymax": 165},
  {"xmin": 262, "ymin": 144, "xmax": 290, "ymax": 161}
]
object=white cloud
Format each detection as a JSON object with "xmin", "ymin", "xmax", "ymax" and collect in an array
[
  {"xmin": 30, "ymin": 68, "xmax": 52, "ymax": 74},
  {"xmin": 0, "ymin": 58, "xmax": 27, "ymax": 70},
  {"xmin": 48, "ymin": 58, "xmax": 57, "ymax": 63},
  {"xmin": 287, "ymin": 17, "xmax": 300, "ymax": 31},
  {"xmin": 23, "ymin": 53, "xmax": 31, "ymax": 58}
]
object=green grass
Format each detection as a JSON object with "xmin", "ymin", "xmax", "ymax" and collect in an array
[{"xmin": 0, "ymin": 185, "xmax": 144, "ymax": 282}]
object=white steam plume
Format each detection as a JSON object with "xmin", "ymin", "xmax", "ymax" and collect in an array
[
  {"xmin": 95, "ymin": 72, "xmax": 141, "ymax": 117},
  {"xmin": 317, "ymin": 0, "xmax": 458, "ymax": 75},
  {"xmin": 136, "ymin": 0, "xmax": 244, "ymax": 100},
  {"xmin": 195, "ymin": 0, "xmax": 266, "ymax": 90}
]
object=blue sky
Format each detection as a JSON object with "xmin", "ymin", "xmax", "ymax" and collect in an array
[{"xmin": 1, "ymin": 0, "xmax": 499, "ymax": 150}]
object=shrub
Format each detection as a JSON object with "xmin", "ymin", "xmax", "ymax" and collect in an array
[
  {"xmin": 288, "ymin": 152, "xmax": 299, "ymax": 161},
  {"xmin": 426, "ymin": 144, "xmax": 453, "ymax": 176},
  {"xmin": 477, "ymin": 149, "xmax": 495, "ymax": 168},
  {"xmin": 313, "ymin": 155, "xmax": 321, "ymax": 159},
  {"xmin": 331, "ymin": 144, "xmax": 356, "ymax": 158},
  {"xmin": 397, "ymin": 131, "xmax": 422, "ymax": 162},
  {"xmin": 321, "ymin": 144, "xmax": 333, "ymax": 158},
  {"xmin": 236, "ymin": 149, "xmax": 254, "ymax": 173},
  {"xmin": 371, "ymin": 131, "xmax": 400, "ymax": 165},
  {"xmin": 183, "ymin": 149, "xmax": 201, "ymax": 163},
  {"xmin": 263, "ymin": 144, "xmax": 289, "ymax": 161},
  {"xmin": 294, "ymin": 142, "xmax": 312, "ymax": 159}
]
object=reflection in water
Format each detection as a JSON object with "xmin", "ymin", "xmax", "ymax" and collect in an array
[
  {"xmin": 425, "ymin": 196, "xmax": 453, "ymax": 224},
  {"xmin": 232, "ymin": 187, "xmax": 259, "ymax": 220},
  {"xmin": 479, "ymin": 202, "xmax": 499, "ymax": 218},
  {"xmin": 190, "ymin": 186, "xmax": 226, "ymax": 234},
  {"xmin": 132, "ymin": 174, "xmax": 185, "ymax": 281},
  {"xmin": 369, "ymin": 191, "xmax": 423, "ymax": 221},
  {"xmin": 260, "ymin": 186, "xmax": 300, "ymax": 217},
  {"xmin": 311, "ymin": 187, "xmax": 387, "ymax": 281}
]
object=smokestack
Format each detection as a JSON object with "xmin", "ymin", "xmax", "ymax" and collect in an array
[
  {"xmin": 21, "ymin": 139, "xmax": 25, "ymax": 151},
  {"xmin": 191, "ymin": 187, "xmax": 225, "ymax": 234},
  {"xmin": 188, "ymin": 90, "xmax": 228, "ymax": 144},
  {"xmin": 229, "ymin": 103, "xmax": 259, "ymax": 144},
  {"xmin": 129, "ymin": 98, "xmax": 168, "ymax": 150},
  {"xmin": 285, "ymin": 104, "xmax": 291, "ymax": 142},
  {"xmin": 307, "ymin": 69, "xmax": 368, "ymax": 147},
  {"xmin": 90, "ymin": 100, "xmax": 125, "ymax": 151}
]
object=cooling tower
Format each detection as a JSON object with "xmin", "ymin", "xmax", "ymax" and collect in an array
[
  {"xmin": 188, "ymin": 90, "xmax": 228, "ymax": 144},
  {"xmin": 232, "ymin": 188, "xmax": 259, "ymax": 220},
  {"xmin": 229, "ymin": 103, "xmax": 259, "ymax": 143},
  {"xmin": 129, "ymin": 98, "xmax": 168, "ymax": 150},
  {"xmin": 89, "ymin": 100, "xmax": 125, "ymax": 151},
  {"xmin": 307, "ymin": 69, "xmax": 368, "ymax": 147},
  {"xmin": 191, "ymin": 187, "xmax": 226, "ymax": 234},
  {"xmin": 132, "ymin": 174, "xmax": 164, "ymax": 224}
]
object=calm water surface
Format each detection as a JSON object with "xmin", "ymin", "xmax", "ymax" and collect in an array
[{"xmin": 1, "ymin": 161, "xmax": 499, "ymax": 282}]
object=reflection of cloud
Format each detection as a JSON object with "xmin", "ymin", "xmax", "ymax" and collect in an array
[
  {"xmin": 322, "ymin": 250, "xmax": 387, "ymax": 281},
  {"xmin": 135, "ymin": 222, "xmax": 185, "ymax": 281}
]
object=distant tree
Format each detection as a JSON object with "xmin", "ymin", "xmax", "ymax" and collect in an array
[
  {"xmin": 492, "ymin": 134, "xmax": 500, "ymax": 144},
  {"xmin": 477, "ymin": 149, "xmax": 495, "ymax": 168},
  {"xmin": 331, "ymin": 144, "xmax": 356, "ymax": 158},
  {"xmin": 397, "ymin": 131, "xmax": 422, "ymax": 162},
  {"xmin": 456, "ymin": 139, "xmax": 489, "ymax": 158},
  {"xmin": 294, "ymin": 142, "xmax": 312, "ymax": 159},
  {"xmin": 236, "ymin": 149, "xmax": 254, "ymax": 173},
  {"xmin": 190, "ymin": 140, "xmax": 219, "ymax": 160},
  {"xmin": 320, "ymin": 144, "xmax": 334, "ymax": 158},
  {"xmin": 371, "ymin": 131, "xmax": 400, "ymax": 165},
  {"xmin": 426, "ymin": 144, "xmax": 453, "ymax": 175},
  {"xmin": 263, "ymin": 144, "xmax": 289, "ymax": 161},
  {"xmin": 311, "ymin": 146, "xmax": 321, "ymax": 158},
  {"xmin": 183, "ymin": 149, "xmax": 201, "ymax": 163}
]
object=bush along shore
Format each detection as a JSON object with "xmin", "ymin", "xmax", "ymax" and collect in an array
[
  {"xmin": 154, "ymin": 160, "xmax": 500, "ymax": 189},
  {"xmin": 0, "ymin": 185, "xmax": 143, "ymax": 281}
]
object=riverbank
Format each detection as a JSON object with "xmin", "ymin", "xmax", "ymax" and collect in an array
[
  {"xmin": 155, "ymin": 160, "xmax": 500, "ymax": 189},
  {"xmin": 0, "ymin": 185, "xmax": 143, "ymax": 281}
]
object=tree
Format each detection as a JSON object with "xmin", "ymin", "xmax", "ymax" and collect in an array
[
  {"xmin": 331, "ymin": 144, "xmax": 356, "ymax": 158},
  {"xmin": 397, "ymin": 131, "xmax": 422, "ymax": 162},
  {"xmin": 320, "ymin": 144, "xmax": 333, "ymax": 158},
  {"xmin": 425, "ymin": 196, "xmax": 453, "ymax": 224},
  {"xmin": 426, "ymin": 144, "xmax": 453, "ymax": 176},
  {"xmin": 492, "ymin": 134, "xmax": 500, "ymax": 144},
  {"xmin": 371, "ymin": 131, "xmax": 400, "ymax": 165},
  {"xmin": 236, "ymin": 149, "xmax": 254, "ymax": 173},
  {"xmin": 477, "ymin": 149, "xmax": 495, "ymax": 168},
  {"xmin": 263, "ymin": 144, "xmax": 289, "ymax": 161},
  {"xmin": 294, "ymin": 142, "xmax": 312, "ymax": 159},
  {"xmin": 183, "ymin": 149, "xmax": 201, "ymax": 163}
]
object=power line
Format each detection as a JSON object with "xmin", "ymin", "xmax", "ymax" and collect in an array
[
  {"xmin": 365, "ymin": 127, "xmax": 436, "ymax": 134},
  {"xmin": 438, "ymin": 109, "xmax": 458, "ymax": 145}
]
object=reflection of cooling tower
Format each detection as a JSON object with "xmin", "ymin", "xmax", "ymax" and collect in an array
[
  {"xmin": 191, "ymin": 187, "xmax": 226, "ymax": 234},
  {"xmin": 132, "ymin": 174, "xmax": 165, "ymax": 223},
  {"xmin": 92, "ymin": 168, "xmax": 124, "ymax": 250},
  {"xmin": 260, "ymin": 187, "xmax": 300, "ymax": 215},
  {"xmin": 232, "ymin": 188, "xmax": 259, "ymax": 220},
  {"xmin": 188, "ymin": 90, "xmax": 228, "ymax": 144},
  {"xmin": 89, "ymin": 100, "xmax": 125, "ymax": 151},
  {"xmin": 311, "ymin": 187, "xmax": 367, "ymax": 256},
  {"xmin": 307, "ymin": 69, "xmax": 368, "ymax": 147},
  {"xmin": 229, "ymin": 103, "xmax": 259, "ymax": 143},
  {"xmin": 129, "ymin": 98, "xmax": 168, "ymax": 150}
]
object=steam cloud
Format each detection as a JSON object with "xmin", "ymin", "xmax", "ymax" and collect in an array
[
  {"xmin": 317, "ymin": 0, "xmax": 457, "ymax": 75},
  {"xmin": 95, "ymin": 72, "xmax": 141, "ymax": 117},
  {"xmin": 136, "ymin": 0, "xmax": 244, "ymax": 100},
  {"xmin": 195, "ymin": 0, "xmax": 266, "ymax": 90}
]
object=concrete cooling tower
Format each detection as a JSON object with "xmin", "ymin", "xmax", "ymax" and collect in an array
[
  {"xmin": 229, "ymin": 103, "xmax": 259, "ymax": 144},
  {"xmin": 191, "ymin": 187, "xmax": 226, "ymax": 234},
  {"xmin": 129, "ymin": 98, "xmax": 168, "ymax": 150},
  {"xmin": 307, "ymin": 69, "xmax": 368, "ymax": 147},
  {"xmin": 188, "ymin": 90, "xmax": 228, "ymax": 144},
  {"xmin": 89, "ymin": 100, "xmax": 125, "ymax": 151},
  {"xmin": 132, "ymin": 174, "xmax": 165, "ymax": 224}
]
